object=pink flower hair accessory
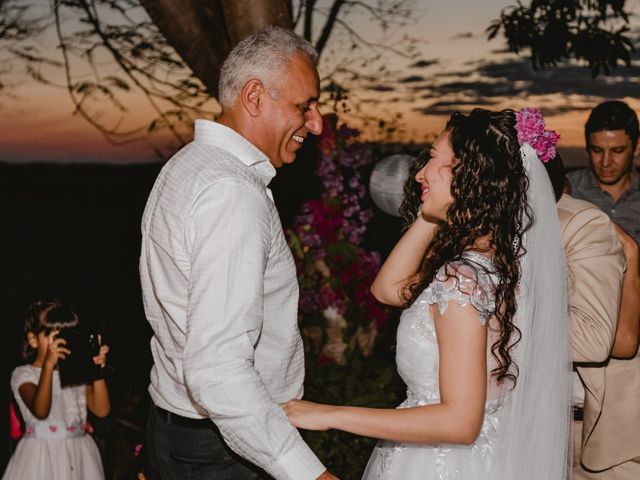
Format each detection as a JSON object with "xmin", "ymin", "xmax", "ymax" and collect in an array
[{"xmin": 515, "ymin": 108, "xmax": 560, "ymax": 163}]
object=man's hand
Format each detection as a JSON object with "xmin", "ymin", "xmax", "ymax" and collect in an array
[{"xmin": 316, "ymin": 470, "xmax": 339, "ymax": 480}]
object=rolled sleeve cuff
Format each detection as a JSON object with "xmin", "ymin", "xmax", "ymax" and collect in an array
[{"xmin": 277, "ymin": 442, "xmax": 326, "ymax": 480}]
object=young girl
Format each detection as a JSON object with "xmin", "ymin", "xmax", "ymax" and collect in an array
[
  {"xmin": 283, "ymin": 109, "xmax": 572, "ymax": 479},
  {"xmin": 2, "ymin": 298, "xmax": 110, "ymax": 480}
]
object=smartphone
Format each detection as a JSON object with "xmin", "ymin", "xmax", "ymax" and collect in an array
[{"xmin": 57, "ymin": 329, "xmax": 102, "ymax": 387}]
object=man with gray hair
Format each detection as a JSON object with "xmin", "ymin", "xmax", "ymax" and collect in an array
[{"xmin": 140, "ymin": 26, "xmax": 335, "ymax": 479}]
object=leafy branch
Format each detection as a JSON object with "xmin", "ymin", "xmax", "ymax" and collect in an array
[{"xmin": 487, "ymin": 0, "xmax": 636, "ymax": 77}]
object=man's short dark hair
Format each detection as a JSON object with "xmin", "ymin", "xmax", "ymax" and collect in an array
[{"xmin": 585, "ymin": 100, "xmax": 639, "ymax": 150}]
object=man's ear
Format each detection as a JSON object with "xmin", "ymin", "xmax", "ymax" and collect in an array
[
  {"xmin": 27, "ymin": 332, "xmax": 38, "ymax": 349},
  {"xmin": 240, "ymin": 79, "xmax": 265, "ymax": 117}
]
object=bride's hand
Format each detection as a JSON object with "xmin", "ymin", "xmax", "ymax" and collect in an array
[{"xmin": 281, "ymin": 399, "xmax": 335, "ymax": 431}]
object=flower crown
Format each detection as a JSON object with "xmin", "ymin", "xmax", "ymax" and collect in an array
[{"xmin": 515, "ymin": 108, "xmax": 560, "ymax": 163}]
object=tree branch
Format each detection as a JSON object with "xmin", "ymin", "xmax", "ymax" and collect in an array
[
  {"xmin": 315, "ymin": 0, "xmax": 346, "ymax": 59},
  {"xmin": 304, "ymin": 0, "xmax": 316, "ymax": 41}
]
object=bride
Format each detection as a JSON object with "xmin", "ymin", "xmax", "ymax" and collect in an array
[{"xmin": 283, "ymin": 108, "xmax": 572, "ymax": 479}]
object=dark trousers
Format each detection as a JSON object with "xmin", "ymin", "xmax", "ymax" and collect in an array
[{"xmin": 146, "ymin": 404, "xmax": 268, "ymax": 480}]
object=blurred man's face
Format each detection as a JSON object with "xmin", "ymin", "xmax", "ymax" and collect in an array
[{"xmin": 587, "ymin": 130, "xmax": 636, "ymax": 187}]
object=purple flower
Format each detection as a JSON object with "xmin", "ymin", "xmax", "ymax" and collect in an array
[
  {"xmin": 531, "ymin": 129, "xmax": 561, "ymax": 163},
  {"xmin": 338, "ymin": 124, "xmax": 360, "ymax": 139},
  {"xmin": 316, "ymin": 154, "xmax": 337, "ymax": 177},
  {"xmin": 299, "ymin": 288, "xmax": 318, "ymax": 315},
  {"xmin": 515, "ymin": 108, "xmax": 560, "ymax": 163},
  {"xmin": 515, "ymin": 108, "xmax": 545, "ymax": 145}
]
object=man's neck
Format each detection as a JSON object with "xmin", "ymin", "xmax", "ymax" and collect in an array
[
  {"xmin": 216, "ymin": 111, "xmax": 256, "ymax": 146},
  {"xmin": 598, "ymin": 169, "xmax": 636, "ymax": 203}
]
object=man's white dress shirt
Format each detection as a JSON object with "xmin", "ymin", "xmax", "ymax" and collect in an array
[{"xmin": 140, "ymin": 119, "xmax": 325, "ymax": 480}]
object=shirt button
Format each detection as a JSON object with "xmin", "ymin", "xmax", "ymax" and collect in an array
[{"xmin": 610, "ymin": 209, "xmax": 615, "ymax": 214}]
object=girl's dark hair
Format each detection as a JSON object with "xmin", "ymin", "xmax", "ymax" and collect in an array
[
  {"xmin": 400, "ymin": 108, "xmax": 531, "ymax": 385},
  {"xmin": 22, "ymin": 298, "xmax": 80, "ymax": 361}
]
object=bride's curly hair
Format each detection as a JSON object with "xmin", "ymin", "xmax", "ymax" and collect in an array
[{"xmin": 400, "ymin": 109, "xmax": 531, "ymax": 384}]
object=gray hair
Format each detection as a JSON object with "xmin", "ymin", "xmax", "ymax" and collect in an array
[{"xmin": 218, "ymin": 26, "xmax": 318, "ymax": 108}]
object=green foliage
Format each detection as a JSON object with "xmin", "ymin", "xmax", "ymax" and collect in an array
[
  {"xmin": 488, "ymin": 0, "xmax": 635, "ymax": 77},
  {"xmin": 302, "ymin": 339, "xmax": 405, "ymax": 479}
]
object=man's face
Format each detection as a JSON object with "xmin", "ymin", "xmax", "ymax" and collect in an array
[
  {"xmin": 587, "ymin": 129, "xmax": 637, "ymax": 186},
  {"xmin": 258, "ymin": 53, "xmax": 322, "ymax": 168}
]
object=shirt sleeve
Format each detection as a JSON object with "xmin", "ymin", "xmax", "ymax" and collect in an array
[
  {"xmin": 182, "ymin": 178, "xmax": 325, "ymax": 480},
  {"xmin": 564, "ymin": 206, "xmax": 626, "ymax": 364}
]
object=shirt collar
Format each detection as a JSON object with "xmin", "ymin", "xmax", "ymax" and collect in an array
[{"xmin": 193, "ymin": 119, "xmax": 276, "ymax": 185}]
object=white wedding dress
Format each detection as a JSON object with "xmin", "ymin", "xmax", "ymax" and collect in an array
[
  {"xmin": 363, "ymin": 144, "xmax": 572, "ymax": 480},
  {"xmin": 362, "ymin": 251, "xmax": 505, "ymax": 480}
]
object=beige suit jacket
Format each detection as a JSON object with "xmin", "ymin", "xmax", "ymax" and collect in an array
[{"xmin": 558, "ymin": 194, "xmax": 640, "ymax": 471}]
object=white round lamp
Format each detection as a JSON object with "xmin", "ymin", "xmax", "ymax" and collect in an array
[{"xmin": 369, "ymin": 154, "xmax": 415, "ymax": 217}]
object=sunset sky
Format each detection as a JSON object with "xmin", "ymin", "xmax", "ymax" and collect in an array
[{"xmin": 1, "ymin": 0, "xmax": 639, "ymax": 166}]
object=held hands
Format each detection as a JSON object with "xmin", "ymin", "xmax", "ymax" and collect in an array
[
  {"xmin": 44, "ymin": 330, "xmax": 70, "ymax": 369},
  {"xmin": 282, "ymin": 402, "xmax": 340, "ymax": 479},
  {"xmin": 281, "ymin": 399, "xmax": 335, "ymax": 431}
]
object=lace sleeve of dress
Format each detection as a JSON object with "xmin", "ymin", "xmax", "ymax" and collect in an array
[
  {"xmin": 426, "ymin": 259, "xmax": 496, "ymax": 325},
  {"xmin": 10, "ymin": 365, "xmax": 38, "ymax": 396}
]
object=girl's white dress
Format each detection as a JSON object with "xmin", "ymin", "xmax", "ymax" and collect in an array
[
  {"xmin": 3, "ymin": 364, "xmax": 104, "ymax": 480},
  {"xmin": 363, "ymin": 251, "xmax": 506, "ymax": 480}
]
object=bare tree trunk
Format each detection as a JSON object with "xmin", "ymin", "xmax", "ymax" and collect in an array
[
  {"xmin": 140, "ymin": 0, "xmax": 292, "ymax": 99},
  {"xmin": 139, "ymin": 0, "xmax": 229, "ymax": 97},
  {"xmin": 220, "ymin": 0, "xmax": 292, "ymax": 45}
]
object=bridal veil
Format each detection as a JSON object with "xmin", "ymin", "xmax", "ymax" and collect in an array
[{"xmin": 489, "ymin": 143, "xmax": 572, "ymax": 479}]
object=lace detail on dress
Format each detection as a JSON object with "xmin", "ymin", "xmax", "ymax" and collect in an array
[
  {"xmin": 423, "ymin": 253, "xmax": 497, "ymax": 325},
  {"xmin": 374, "ymin": 398, "xmax": 502, "ymax": 480},
  {"xmin": 367, "ymin": 251, "xmax": 503, "ymax": 480}
]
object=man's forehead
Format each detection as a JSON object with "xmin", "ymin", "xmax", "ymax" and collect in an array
[
  {"xmin": 589, "ymin": 129, "xmax": 632, "ymax": 146},
  {"xmin": 285, "ymin": 54, "xmax": 319, "ymax": 95}
]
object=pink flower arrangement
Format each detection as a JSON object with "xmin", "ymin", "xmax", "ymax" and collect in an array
[
  {"xmin": 515, "ymin": 108, "xmax": 560, "ymax": 163},
  {"xmin": 287, "ymin": 115, "xmax": 390, "ymax": 365}
]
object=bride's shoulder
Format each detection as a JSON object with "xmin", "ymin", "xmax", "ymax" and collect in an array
[
  {"xmin": 438, "ymin": 251, "xmax": 496, "ymax": 287},
  {"xmin": 425, "ymin": 251, "xmax": 497, "ymax": 322}
]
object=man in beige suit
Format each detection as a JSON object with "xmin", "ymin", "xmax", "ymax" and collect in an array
[{"xmin": 546, "ymin": 153, "xmax": 640, "ymax": 479}]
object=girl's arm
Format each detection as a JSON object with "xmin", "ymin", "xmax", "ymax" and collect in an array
[
  {"xmin": 20, "ymin": 333, "xmax": 70, "ymax": 419},
  {"xmin": 370, "ymin": 216, "xmax": 438, "ymax": 306},
  {"xmin": 284, "ymin": 301, "xmax": 488, "ymax": 445},
  {"xmin": 86, "ymin": 344, "xmax": 111, "ymax": 417}
]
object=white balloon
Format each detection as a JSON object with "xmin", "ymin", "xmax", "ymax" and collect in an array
[{"xmin": 369, "ymin": 154, "xmax": 415, "ymax": 217}]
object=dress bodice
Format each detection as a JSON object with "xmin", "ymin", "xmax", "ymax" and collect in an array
[
  {"xmin": 11, "ymin": 365, "xmax": 88, "ymax": 435},
  {"xmin": 395, "ymin": 250, "xmax": 502, "ymax": 407},
  {"xmin": 4, "ymin": 365, "xmax": 104, "ymax": 479},
  {"xmin": 363, "ymin": 251, "xmax": 507, "ymax": 479}
]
